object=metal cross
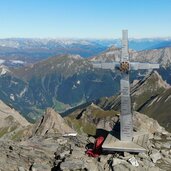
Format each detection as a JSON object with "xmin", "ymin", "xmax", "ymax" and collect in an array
[{"xmin": 92, "ymin": 30, "xmax": 159, "ymax": 141}]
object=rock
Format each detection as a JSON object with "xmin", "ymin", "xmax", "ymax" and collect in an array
[
  {"xmin": 88, "ymin": 136, "xmax": 95, "ymax": 143},
  {"xmin": 161, "ymin": 149, "xmax": 169, "ymax": 157},
  {"xmin": 112, "ymin": 158, "xmax": 127, "ymax": 166},
  {"xmin": 60, "ymin": 159, "xmax": 84, "ymax": 170},
  {"xmin": 57, "ymin": 138, "xmax": 68, "ymax": 145},
  {"xmin": 163, "ymin": 157, "xmax": 171, "ymax": 164},
  {"xmin": 128, "ymin": 157, "xmax": 139, "ymax": 167},
  {"xmin": 60, "ymin": 150, "xmax": 70, "ymax": 159},
  {"xmin": 154, "ymin": 142, "xmax": 162, "ymax": 149},
  {"xmin": 143, "ymin": 158, "xmax": 155, "ymax": 167},
  {"xmin": 18, "ymin": 167, "xmax": 25, "ymax": 171},
  {"xmin": 124, "ymin": 152, "xmax": 131, "ymax": 157},
  {"xmin": 31, "ymin": 108, "xmax": 76, "ymax": 136},
  {"xmin": 162, "ymin": 142, "xmax": 171, "ymax": 149},
  {"xmin": 150, "ymin": 148, "xmax": 159, "ymax": 154},
  {"xmin": 150, "ymin": 152, "xmax": 162, "ymax": 163},
  {"xmin": 153, "ymin": 135, "xmax": 162, "ymax": 140},
  {"xmin": 55, "ymin": 144, "xmax": 71, "ymax": 160},
  {"xmin": 133, "ymin": 112, "xmax": 165, "ymax": 135},
  {"xmin": 138, "ymin": 152, "xmax": 148, "ymax": 159},
  {"xmin": 166, "ymin": 135, "xmax": 171, "ymax": 140},
  {"xmin": 70, "ymin": 147, "xmax": 85, "ymax": 159},
  {"xmin": 31, "ymin": 163, "xmax": 51, "ymax": 171},
  {"xmin": 85, "ymin": 158, "xmax": 103, "ymax": 171}
]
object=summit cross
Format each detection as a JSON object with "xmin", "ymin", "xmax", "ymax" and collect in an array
[{"xmin": 92, "ymin": 30, "xmax": 159, "ymax": 143}]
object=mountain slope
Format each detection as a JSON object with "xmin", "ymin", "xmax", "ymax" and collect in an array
[
  {"xmin": 0, "ymin": 100, "xmax": 30, "ymax": 140},
  {"xmin": 0, "ymin": 100, "xmax": 29, "ymax": 126},
  {"xmin": 140, "ymin": 88, "xmax": 171, "ymax": 132},
  {"xmin": 0, "ymin": 46, "xmax": 171, "ymax": 122},
  {"xmin": 96, "ymin": 71, "xmax": 171, "ymax": 131}
]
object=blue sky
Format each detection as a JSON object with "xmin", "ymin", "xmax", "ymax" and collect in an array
[{"xmin": 0, "ymin": 0, "xmax": 171, "ymax": 38}]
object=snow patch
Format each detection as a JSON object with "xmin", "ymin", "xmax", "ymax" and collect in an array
[
  {"xmin": 0, "ymin": 59, "xmax": 5, "ymax": 64},
  {"xmin": 0, "ymin": 65, "xmax": 10, "ymax": 75},
  {"xmin": 19, "ymin": 87, "xmax": 27, "ymax": 97},
  {"xmin": 10, "ymin": 94, "xmax": 15, "ymax": 101},
  {"xmin": 10, "ymin": 60, "xmax": 25, "ymax": 64},
  {"xmin": 76, "ymin": 80, "xmax": 80, "ymax": 85},
  {"xmin": 165, "ymin": 95, "xmax": 171, "ymax": 102},
  {"xmin": 148, "ymin": 97, "xmax": 158, "ymax": 107}
]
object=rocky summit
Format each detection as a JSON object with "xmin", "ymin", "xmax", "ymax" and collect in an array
[{"xmin": 0, "ymin": 102, "xmax": 171, "ymax": 171}]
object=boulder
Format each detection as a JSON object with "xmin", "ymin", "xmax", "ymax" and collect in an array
[
  {"xmin": 150, "ymin": 152, "xmax": 162, "ymax": 163},
  {"xmin": 31, "ymin": 108, "xmax": 76, "ymax": 136}
]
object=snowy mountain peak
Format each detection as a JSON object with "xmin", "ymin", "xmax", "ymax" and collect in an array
[{"xmin": 0, "ymin": 65, "xmax": 10, "ymax": 75}]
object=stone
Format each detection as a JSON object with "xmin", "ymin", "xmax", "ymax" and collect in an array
[
  {"xmin": 88, "ymin": 136, "xmax": 95, "ymax": 143},
  {"xmin": 166, "ymin": 135, "xmax": 171, "ymax": 140},
  {"xmin": 60, "ymin": 159, "xmax": 84, "ymax": 170},
  {"xmin": 163, "ymin": 157, "xmax": 171, "ymax": 164},
  {"xmin": 138, "ymin": 152, "xmax": 148, "ymax": 159},
  {"xmin": 31, "ymin": 108, "xmax": 75, "ymax": 136},
  {"xmin": 161, "ymin": 149, "xmax": 169, "ymax": 157},
  {"xmin": 57, "ymin": 138, "xmax": 68, "ymax": 145},
  {"xmin": 143, "ymin": 158, "xmax": 155, "ymax": 167},
  {"xmin": 70, "ymin": 147, "xmax": 85, "ymax": 159},
  {"xmin": 153, "ymin": 132, "xmax": 162, "ymax": 140},
  {"xmin": 128, "ymin": 157, "xmax": 139, "ymax": 167},
  {"xmin": 60, "ymin": 150, "xmax": 70, "ymax": 159},
  {"xmin": 162, "ymin": 142, "xmax": 171, "ymax": 149},
  {"xmin": 112, "ymin": 158, "xmax": 127, "ymax": 166},
  {"xmin": 18, "ymin": 167, "xmax": 25, "ymax": 171},
  {"xmin": 31, "ymin": 163, "xmax": 51, "ymax": 171},
  {"xmin": 154, "ymin": 142, "xmax": 162, "ymax": 149},
  {"xmin": 150, "ymin": 152, "xmax": 162, "ymax": 163},
  {"xmin": 85, "ymin": 159, "xmax": 103, "ymax": 171},
  {"xmin": 124, "ymin": 152, "xmax": 131, "ymax": 157}
]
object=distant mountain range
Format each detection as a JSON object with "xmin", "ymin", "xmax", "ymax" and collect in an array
[
  {"xmin": 0, "ymin": 38, "xmax": 171, "ymax": 68},
  {"xmin": 0, "ymin": 45, "xmax": 171, "ymax": 122}
]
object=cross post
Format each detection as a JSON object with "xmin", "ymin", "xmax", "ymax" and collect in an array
[{"xmin": 92, "ymin": 30, "xmax": 159, "ymax": 142}]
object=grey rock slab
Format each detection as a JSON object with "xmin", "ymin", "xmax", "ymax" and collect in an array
[
  {"xmin": 138, "ymin": 152, "xmax": 148, "ymax": 159},
  {"xmin": 160, "ymin": 149, "xmax": 169, "ymax": 157},
  {"xmin": 88, "ymin": 136, "xmax": 95, "ymax": 143},
  {"xmin": 150, "ymin": 152, "xmax": 162, "ymax": 163},
  {"xmin": 60, "ymin": 150, "xmax": 70, "ymax": 159},
  {"xmin": 18, "ymin": 167, "xmax": 25, "ymax": 171},
  {"xmin": 31, "ymin": 163, "xmax": 51, "ymax": 171},
  {"xmin": 162, "ymin": 142, "xmax": 171, "ymax": 149},
  {"xmin": 154, "ymin": 142, "xmax": 162, "ymax": 149},
  {"xmin": 60, "ymin": 159, "xmax": 84, "ymax": 170},
  {"xmin": 112, "ymin": 158, "xmax": 127, "ymax": 166}
]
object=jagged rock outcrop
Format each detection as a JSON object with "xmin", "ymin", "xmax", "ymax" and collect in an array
[
  {"xmin": 65, "ymin": 103, "xmax": 119, "ymax": 136},
  {"xmin": 131, "ymin": 70, "xmax": 170, "ymax": 111},
  {"xmin": 133, "ymin": 112, "xmax": 167, "ymax": 135},
  {"xmin": 31, "ymin": 108, "xmax": 75, "ymax": 136},
  {"xmin": 0, "ymin": 100, "xmax": 30, "ymax": 140},
  {"xmin": 0, "ymin": 100, "xmax": 29, "ymax": 127},
  {"xmin": 132, "ymin": 47, "xmax": 171, "ymax": 67}
]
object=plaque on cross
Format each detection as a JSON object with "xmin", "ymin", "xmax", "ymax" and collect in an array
[{"xmin": 91, "ymin": 30, "xmax": 159, "ymax": 152}]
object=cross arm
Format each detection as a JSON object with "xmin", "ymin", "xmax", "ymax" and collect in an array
[
  {"xmin": 91, "ymin": 61, "xmax": 120, "ymax": 70},
  {"xmin": 130, "ymin": 62, "xmax": 159, "ymax": 70}
]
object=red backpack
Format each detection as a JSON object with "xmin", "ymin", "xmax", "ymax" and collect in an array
[{"xmin": 86, "ymin": 136, "xmax": 104, "ymax": 157}]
